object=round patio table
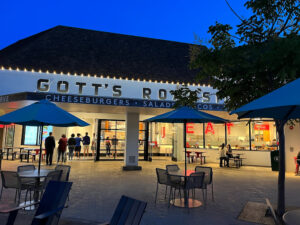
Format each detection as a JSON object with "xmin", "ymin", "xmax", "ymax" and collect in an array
[
  {"xmin": 18, "ymin": 169, "xmax": 53, "ymax": 210},
  {"xmin": 168, "ymin": 170, "xmax": 203, "ymax": 208},
  {"xmin": 283, "ymin": 209, "xmax": 300, "ymax": 225}
]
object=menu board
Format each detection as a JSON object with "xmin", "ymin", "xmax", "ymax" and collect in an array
[
  {"xmin": 24, "ymin": 126, "xmax": 39, "ymax": 145},
  {"xmin": 42, "ymin": 126, "xmax": 53, "ymax": 141}
]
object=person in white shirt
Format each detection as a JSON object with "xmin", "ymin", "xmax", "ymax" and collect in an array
[{"xmin": 219, "ymin": 143, "xmax": 228, "ymax": 167}]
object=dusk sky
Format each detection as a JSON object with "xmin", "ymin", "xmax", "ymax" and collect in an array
[{"xmin": 1, "ymin": 0, "xmax": 252, "ymax": 50}]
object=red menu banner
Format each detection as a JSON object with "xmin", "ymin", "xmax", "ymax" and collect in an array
[{"xmin": 254, "ymin": 124, "xmax": 269, "ymax": 130}]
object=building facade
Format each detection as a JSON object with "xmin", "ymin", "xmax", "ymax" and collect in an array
[{"xmin": 0, "ymin": 26, "xmax": 298, "ymax": 171}]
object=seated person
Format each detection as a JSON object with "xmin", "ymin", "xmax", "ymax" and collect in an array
[
  {"xmin": 219, "ymin": 143, "xmax": 228, "ymax": 167},
  {"xmin": 226, "ymin": 144, "xmax": 233, "ymax": 158}
]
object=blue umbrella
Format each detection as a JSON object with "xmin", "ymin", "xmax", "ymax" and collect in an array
[
  {"xmin": 0, "ymin": 100, "xmax": 89, "ymax": 172},
  {"xmin": 231, "ymin": 78, "xmax": 300, "ymax": 216}
]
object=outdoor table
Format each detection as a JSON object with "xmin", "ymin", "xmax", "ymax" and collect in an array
[
  {"xmin": 20, "ymin": 148, "xmax": 34, "ymax": 163},
  {"xmin": 168, "ymin": 169, "xmax": 202, "ymax": 208},
  {"xmin": 4, "ymin": 147, "xmax": 15, "ymax": 160},
  {"xmin": 193, "ymin": 151, "xmax": 206, "ymax": 164},
  {"xmin": 283, "ymin": 209, "xmax": 300, "ymax": 225},
  {"xmin": 18, "ymin": 169, "xmax": 53, "ymax": 210}
]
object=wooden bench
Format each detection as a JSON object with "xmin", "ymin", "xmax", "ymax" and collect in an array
[{"xmin": 265, "ymin": 198, "xmax": 280, "ymax": 225}]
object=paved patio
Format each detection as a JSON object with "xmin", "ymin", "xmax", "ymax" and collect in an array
[{"xmin": 0, "ymin": 157, "xmax": 299, "ymax": 225}]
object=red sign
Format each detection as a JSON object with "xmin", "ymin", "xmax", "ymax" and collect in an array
[
  {"xmin": 161, "ymin": 127, "xmax": 165, "ymax": 138},
  {"xmin": 226, "ymin": 123, "xmax": 234, "ymax": 135},
  {"xmin": 186, "ymin": 123, "xmax": 194, "ymax": 134},
  {"xmin": 254, "ymin": 124, "xmax": 269, "ymax": 130},
  {"xmin": 205, "ymin": 122, "xmax": 215, "ymax": 134}
]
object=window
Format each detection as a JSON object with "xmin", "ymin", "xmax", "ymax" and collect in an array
[
  {"xmin": 186, "ymin": 123, "xmax": 204, "ymax": 148},
  {"xmin": 227, "ymin": 122, "xmax": 250, "ymax": 150},
  {"xmin": 251, "ymin": 121, "xmax": 277, "ymax": 150},
  {"xmin": 22, "ymin": 126, "xmax": 41, "ymax": 145},
  {"xmin": 5, "ymin": 125, "xmax": 15, "ymax": 147},
  {"xmin": 204, "ymin": 123, "xmax": 225, "ymax": 149}
]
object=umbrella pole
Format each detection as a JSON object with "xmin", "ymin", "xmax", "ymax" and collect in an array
[
  {"xmin": 183, "ymin": 120, "xmax": 188, "ymax": 207},
  {"xmin": 38, "ymin": 124, "xmax": 43, "ymax": 174}
]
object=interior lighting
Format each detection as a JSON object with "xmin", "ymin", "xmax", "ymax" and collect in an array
[
  {"xmin": 1, "ymin": 66, "xmax": 4, "ymax": 70},
  {"xmin": 107, "ymin": 75, "xmax": 110, "ymax": 79},
  {"xmin": 100, "ymin": 75, "xmax": 104, "ymax": 78},
  {"xmin": 74, "ymin": 73, "xmax": 77, "ymax": 76},
  {"xmin": 143, "ymin": 79, "xmax": 146, "ymax": 82},
  {"xmin": 60, "ymin": 72, "xmax": 63, "ymax": 75},
  {"xmin": 9, "ymin": 67, "xmax": 12, "ymax": 71},
  {"xmin": 67, "ymin": 72, "xmax": 70, "ymax": 76},
  {"xmin": 38, "ymin": 69, "xmax": 42, "ymax": 73},
  {"xmin": 16, "ymin": 68, "xmax": 20, "ymax": 71},
  {"xmin": 113, "ymin": 76, "xmax": 116, "ymax": 80},
  {"xmin": 31, "ymin": 69, "xmax": 34, "ymax": 72},
  {"xmin": 24, "ymin": 68, "xmax": 27, "ymax": 72},
  {"xmin": 46, "ymin": 70, "xmax": 49, "ymax": 74},
  {"xmin": 131, "ymin": 78, "xmax": 134, "ymax": 81},
  {"xmin": 81, "ymin": 73, "xmax": 84, "ymax": 77},
  {"xmin": 155, "ymin": 80, "xmax": 157, "ymax": 83},
  {"xmin": 125, "ymin": 77, "xmax": 128, "ymax": 80},
  {"xmin": 53, "ymin": 70, "xmax": 56, "ymax": 74},
  {"xmin": 171, "ymin": 81, "xmax": 174, "ymax": 84}
]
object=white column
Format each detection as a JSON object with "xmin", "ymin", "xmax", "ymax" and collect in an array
[{"xmin": 123, "ymin": 112, "xmax": 141, "ymax": 170}]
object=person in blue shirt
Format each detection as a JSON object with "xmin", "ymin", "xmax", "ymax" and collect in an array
[
  {"xmin": 82, "ymin": 132, "xmax": 91, "ymax": 158},
  {"xmin": 75, "ymin": 133, "xmax": 82, "ymax": 159}
]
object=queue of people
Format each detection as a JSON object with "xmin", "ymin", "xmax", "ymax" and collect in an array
[
  {"xmin": 44, "ymin": 132, "xmax": 97, "ymax": 165},
  {"xmin": 219, "ymin": 143, "xmax": 233, "ymax": 167}
]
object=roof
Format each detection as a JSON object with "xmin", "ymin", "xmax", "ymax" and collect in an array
[{"xmin": 0, "ymin": 26, "xmax": 205, "ymax": 83}]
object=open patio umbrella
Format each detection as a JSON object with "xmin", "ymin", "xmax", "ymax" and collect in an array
[
  {"xmin": 0, "ymin": 100, "xmax": 89, "ymax": 172},
  {"xmin": 145, "ymin": 106, "xmax": 227, "ymax": 178},
  {"xmin": 231, "ymin": 77, "xmax": 300, "ymax": 216}
]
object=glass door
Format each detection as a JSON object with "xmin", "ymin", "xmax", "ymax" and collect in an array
[{"xmin": 99, "ymin": 120, "xmax": 125, "ymax": 160}]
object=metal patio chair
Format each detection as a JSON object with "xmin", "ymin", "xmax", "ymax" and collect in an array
[
  {"xmin": 195, "ymin": 166, "xmax": 214, "ymax": 201},
  {"xmin": 188, "ymin": 172, "xmax": 206, "ymax": 206},
  {"xmin": 155, "ymin": 168, "xmax": 169, "ymax": 204},
  {"xmin": 0, "ymin": 171, "xmax": 27, "ymax": 203},
  {"xmin": 166, "ymin": 164, "xmax": 180, "ymax": 173},
  {"xmin": 55, "ymin": 165, "xmax": 71, "ymax": 182}
]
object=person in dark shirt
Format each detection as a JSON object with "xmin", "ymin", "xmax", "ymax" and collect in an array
[
  {"xmin": 112, "ymin": 135, "xmax": 118, "ymax": 158},
  {"xmin": 45, "ymin": 132, "xmax": 55, "ymax": 165},
  {"xmin": 58, "ymin": 134, "xmax": 68, "ymax": 163},
  {"xmin": 68, "ymin": 133, "xmax": 76, "ymax": 160},
  {"xmin": 82, "ymin": 132, "xmax": 91, "ymax": 158},
  {"xmin": 75, "ymin": 133, "xmax": 82, "ymax": 159}
]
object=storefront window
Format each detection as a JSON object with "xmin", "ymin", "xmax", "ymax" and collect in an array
[
  {"xmin": 5, "ymin": 125, "xmax": 15, "ymax": 147},
  {"xmin": 150, "ymin": 123, "xmax": 174, "ymax": 156},
  {"xmin": 251, "ymin": 121, "xmax": 277, "ymax": 150},
  {"xmin": 186, "ymin": 123, "xmax": 204, "ymax": 148},
  {"xmin": 22, "ymin": 126, "xmax": 41, "ymax": 145},
  {"xmin": 227, "ymin": 122, "xmax": 250, "ymax": 150},
  {"xmin": 204, "ymin": 123, "xmax": 225, "ymax": 149}
]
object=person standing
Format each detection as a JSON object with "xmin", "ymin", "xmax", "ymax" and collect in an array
[
  {"xmin": 219, "ymin": 143, "xmax": 228, "ymax": 167},
  {"xmin": 91, "ymin": 133, "xmax": 97, "ymax": 158},
  {"xmin": 68, "ymin": 133, "xmax": 76, "ymax": 161},
  {"xmin": 45, "ymin": 132, "xmax": 55, "ymax": 166},
  {"xmin": 105, "ymin": 137, "xmax": 111, "ymax": 157},
  {"xmin": 111, "ymin": 135, "xmax": 118, "ymax": 158},
  {"xmin": 82, "ymin": 132, "xmax": 91, "ymax": 158},
  {"xmin": 58, "ymin": 134, "xmax": 68, "ymax": 163},
  {"xmin": 75, "ymin": 133, "xmax": 82, "ymax": 159}
]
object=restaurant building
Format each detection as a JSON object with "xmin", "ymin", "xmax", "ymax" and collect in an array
[{"xmin": 0, "ymin": 26, "xmax": 298, "ymax": 171}]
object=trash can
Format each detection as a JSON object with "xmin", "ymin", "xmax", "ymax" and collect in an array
[{"xmin": 270, "ymin": 150, "xmax": 279, "ymax": 171}]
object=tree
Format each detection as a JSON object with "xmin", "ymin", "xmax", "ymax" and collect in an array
[
  {"xmin": 191, "ymin": 0, "xmax": 300, "ymax": 217},
  {"xmin": 170, "ymin": 85, "xmax": 201, "ymax": 109}
]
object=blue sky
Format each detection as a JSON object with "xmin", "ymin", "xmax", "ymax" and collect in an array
[{"xmin": 1, "ymin": 0, "xmax": 252, "ymax": 50}]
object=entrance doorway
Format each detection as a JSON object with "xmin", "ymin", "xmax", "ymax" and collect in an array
[{"xmin": 97, "ymin": 120, "xmax": 148, "ymax": 161}]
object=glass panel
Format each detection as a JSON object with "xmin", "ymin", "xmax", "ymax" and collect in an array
[
  {"xmin": 24, "ymin": 126, "xmax": 39, "ymax": 145},
  {"xmin": 101, "ymin": 120, "xmax": 116, "ymax": 130},
  {"xmin": 116, "ymin": 131, "xmax": 125, "ymax": 140},
  {"xmin": 204, "ymin": 123, "xmax": 225, "ymax": 149},
  {"xmin": 139, "ymin": 132, "xmax": 145, "ymax": 141},
  {"xmin": 100, "ymin": 130, "xmax": 115, "ymax": 140},
  {"xmin": 116, "ymin": 121, "xmax": 125, "ymax": 130},
  {"xmin": 227, "ymin": 122, "xmax": 250, "ymax": 150},
  {"xmin": 186, "ymin": 123, "xmax": 203, "ymax": 148},
  {"xmin": 150, "ymin": 123, "xmax": 174, "ymax": 155},
  {"xmin": 5, "ymin": 125, "xmax": 15, "ymax": 147},
  {"xmin": 42, "ymin": 126, "xmax": 53, "ymax": 141},
  {"xmin": 139, "ymin": 122, "xmax": 146, "ymax": 131},
  {"xmin": 251, "ymin": 121, "xmax": 277, "ymax": 150}
]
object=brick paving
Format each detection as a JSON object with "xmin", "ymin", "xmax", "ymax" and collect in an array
[{"xmin": 0, "ymin": 158, "xmax": 300, "ymax": 225}]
